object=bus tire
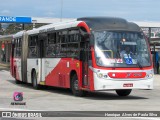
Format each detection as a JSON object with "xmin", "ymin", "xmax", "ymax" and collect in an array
[
  {"xmin": 15, "ymin": 79, "xmax": 21, "ymax": 84},
  {"xmin": 32, "ymin": 71, "xmax": 40, "ymax": 90},
  {"xmin": 14, "ymin": 69, "xmax": 21, "ymax": 84},
  {"xmin": 71, "ymin": 74, "xmax": 85, "ymax": 97},
  {"xmin": 116, "ymin": 89, "xmax": 132, "ymax": 96}
]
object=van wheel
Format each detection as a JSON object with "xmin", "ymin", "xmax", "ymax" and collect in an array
[
  {"xmin": 32, "ymin": 71, "xmax": 40, "ymax": 90},
  {"xmin": 71, "ymin": 74, "xmax": 85, "ymax": 97},
  {"xmin": 116, "ymin": 89, "xmax": 132, "ymax": 96}
]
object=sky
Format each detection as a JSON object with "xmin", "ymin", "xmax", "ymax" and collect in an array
[{"xmin": 0, "ymin": 0, "xmax": 160, "ymax": 22}]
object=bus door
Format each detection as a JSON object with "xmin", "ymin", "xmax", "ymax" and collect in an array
[
  {"xmin": 38, "ymin": 33, "xmax": 46, "ymax": 83},
  {"xmin": 16, "ymin": 38, "xmax": 22, "ymax": 81},
  {"xmin": 10, "ymin": 40, "xmax": 15, "ymax": 76},
  {"xmin": 80, "ymin": 38, "xmax": 90, "ymax": 88}
]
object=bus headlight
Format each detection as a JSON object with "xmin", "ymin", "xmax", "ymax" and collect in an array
[
  {"xmin": 146, "ymin": 73, "xmax": 153, "ymax": 79},
  {"xmin": 97, "ymin": 73, "xmax": 108, "ymax": 79},
  {"xmin": 98, "ymin": 73, "xmax": 103, "ymax": 78}
]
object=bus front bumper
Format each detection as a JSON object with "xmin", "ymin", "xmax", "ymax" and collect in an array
[{"xmin": 93, "ymin": 73, "xmax": 153, "ymax": 91}]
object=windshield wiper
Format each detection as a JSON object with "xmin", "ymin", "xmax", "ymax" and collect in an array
[{"xmin": 137, "ymin": 60, "xmax": 143, "ymax": 69}]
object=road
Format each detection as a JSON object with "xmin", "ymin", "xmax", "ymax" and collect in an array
[{"xmin": 0, "ymin": 69, "xmax": 160, "ymax": 120}]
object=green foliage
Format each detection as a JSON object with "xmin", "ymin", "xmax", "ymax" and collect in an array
[
  {"xmin": 2, "ymin": 23, "xmax": 48, "ymax": 35},
  {"xmin": 0, "ymin": 23, "xmax": 3, "ymax": 35}
]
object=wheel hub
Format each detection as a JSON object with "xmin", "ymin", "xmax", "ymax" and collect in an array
[{"xmin": 74, "ymin": 79, "xmax": 78, "ymax": 90}]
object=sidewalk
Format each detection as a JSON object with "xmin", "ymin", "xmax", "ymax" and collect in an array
[{"xmin": 0, "ymin": 63, "xmax": 10, "ymax": 71}]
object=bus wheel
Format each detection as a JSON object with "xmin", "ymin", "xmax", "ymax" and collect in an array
[
  {"xmin": 15, "ymin": 79, "xmax": 21, "ymax": 84},
  {"xmin": 14, "ymin": 69, "xmax": 21, "ymax": 84},
  {"xmin": 32, "ymin": 71, "xmax": 40, "ymax": 90},
  {"xmin": 116, "ymin": 89, "xmax": 132, "ymax": 96},
  {"xmin": 71, "ymin": 74, "xmax": 85, "ymax": 97}
]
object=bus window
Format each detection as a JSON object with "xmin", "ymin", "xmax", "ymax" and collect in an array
[
  {"xmin": 46, "ymin": 33, "xmax": 56, "ymax": 57},
  {"xmin": 68, "ymin": 43, "xmax": 79, "ymax": 57},
  {"xmin": 16, "ymin": 38, "xmax": 22, "ymax": 57},
  {"xmin": 28, "ymin": 36, "xmax": 38, "ymax": 58},
  {"xmin": 67, "ymin": 29, "xmax": 80, "ymax": 58},
  {"xmin": 48, "ymin": 33, "xmax": 56, "ymax": 44}
]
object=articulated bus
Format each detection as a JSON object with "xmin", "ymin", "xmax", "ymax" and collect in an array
[{"xmin": 10, "ymin": 17, "xmax": 153, "ymax": 97}]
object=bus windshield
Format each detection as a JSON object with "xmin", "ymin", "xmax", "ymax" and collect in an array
[{"xmin": 93, "ymin": 31, "xmax": 151, "ymax": 67}]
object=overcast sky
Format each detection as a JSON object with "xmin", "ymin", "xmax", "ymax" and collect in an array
[{"xmin": 0, "ymin": 0, "xmax": 160, "ymax": 21}]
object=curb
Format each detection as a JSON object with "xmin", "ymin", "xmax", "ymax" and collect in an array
[
  {"xmin": 0, "ymin": 68, "xmax": 10, "ymax": 71},
  {"xmin": 0, "ymin": 63, "xmax": 10, "ymax": 71},
  {"xmin": 0, "ymin": 63, "xmax": 10, "ymax": 67}
]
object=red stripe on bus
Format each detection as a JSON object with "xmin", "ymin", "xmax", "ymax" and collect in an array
[
  {"xmin": 77, "ymin": 22, "xmax": 90, "ymax": 33},
  {"xmin": 108, "ymin": 72, "xmax": 146, "ymax": 79}
]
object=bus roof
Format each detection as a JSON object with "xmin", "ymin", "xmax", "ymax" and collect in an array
[
  {"xmin": 13, "ymin": 30, "xmax": 26, "ymax": 38},
  {"xmin": 77, "ymin": 17, "xmax": 141, "ymax": 31},
  {"xmin": 13, "ymin": 20, "xmax": 81, "ymax": 38},
  {"xmin": 13, "ymin": 17, "xmax": 141, "ymax": 38},
  {"xmin": 27, "ymin": 20, "xmax": 81, "ymax": 35}
]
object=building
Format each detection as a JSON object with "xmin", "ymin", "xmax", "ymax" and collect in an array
[{"xmin": 0, "ymin": 34, "xmax": 12, "ymax": 65}]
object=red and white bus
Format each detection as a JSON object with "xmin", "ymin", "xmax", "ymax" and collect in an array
[{"xmin": 10, "ymin": 17, "xmax": 153, "ymax": 97}]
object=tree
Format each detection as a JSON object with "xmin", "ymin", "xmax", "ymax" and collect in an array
[
  {"xmin": 0, "ymin": 23, "xmax": 3, "ymax": 35},
  {"xmin": 2, "ymin": 23, "xmax": 48, "ymax": 35}
]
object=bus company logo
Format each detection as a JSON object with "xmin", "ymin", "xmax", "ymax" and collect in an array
[
  {"xmin": 11, "ymin": 92, "xmax": 26, "ymax": 105},
  {"xmin": 126, "ymin": 72, "xmax": 131, "ymax": 78},
  {"xmin": 133, "ymin": 73, "xmax": 142, "ymax": 77}
]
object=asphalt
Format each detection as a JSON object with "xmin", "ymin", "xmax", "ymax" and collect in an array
[{"xmin": 0, "ymin": 66, "xmax": 160, "ymax": 120}]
